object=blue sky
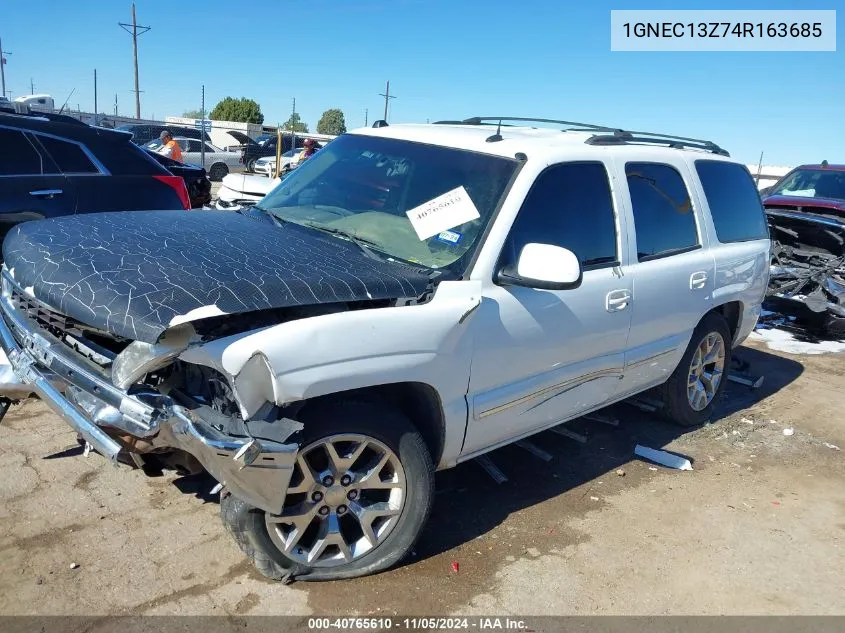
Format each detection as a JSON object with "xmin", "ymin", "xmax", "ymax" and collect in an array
[{"xmin": 1, "ymin": 0, "xmax": 841, "ymax": 165}]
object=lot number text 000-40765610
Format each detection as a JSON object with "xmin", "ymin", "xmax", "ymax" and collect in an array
[{"xmin": 610, "ymin": 10, "xmax": 836, "ymax": 51}]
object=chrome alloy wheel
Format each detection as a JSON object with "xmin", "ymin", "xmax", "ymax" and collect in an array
[
  {"xmin": 687, "ymin": 332, "xmax": 726, "ymax": 411},
  {"xmin": 265, "ymin": 434, "xmax": 407, "ymax": 567}
]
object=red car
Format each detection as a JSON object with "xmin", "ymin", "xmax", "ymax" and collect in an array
[{"xmin": 762, "ymin": 161, "xmax": 845, "ymax": 215}]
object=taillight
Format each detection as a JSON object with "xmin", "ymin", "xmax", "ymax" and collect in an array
[{"xmin": 153, "ymin": 175, "xmax": 191, "ymax": 210}]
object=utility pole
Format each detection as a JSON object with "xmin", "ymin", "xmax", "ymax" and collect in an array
[
  {"xmin": 364, "ymin": 108, "xmax": 368, "ymax": 127},
  {"xmin": 378, "ymin": 80, "xmax": 396, "ymax": 122},
  {"xmin": 291, "ymin": 97, "xmax": 296, "ymax": 150},
  {"xmin": 119, "ymin": 3, "xmax": 151, "ymax": 119},
  {"xmin": 93, "ymin": 69, "xmax": 98, "ymax": 124},
  {"xmin": 30, "ymin": 77, "xmax": 34, "ymax": 94},
  {"xmin": 0, "ymin": 37, "xmax": 11, "ymax": 101},
  {"xmin": 114, "ymin": 93, "xmax": 118, "ymax": 116},
  {"xmin": 755, "ymin": 151, "xmax": 764, "ymax": 187},
  {"xmin": 200, "ymin": 84, "xmax": 206, "ymax": 169}
]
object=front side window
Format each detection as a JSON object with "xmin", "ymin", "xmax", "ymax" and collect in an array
[
  {"xmin": 35, "ymin": 135, "xmax": 98, "ymax": 174},
  {"xmin": 769, "ymin": 168, "xmax": 845, "ymax": 202},
  {"xmin": 695, "ymin": 160, "xmax": 768, "ymax": 243},
  {"xmin": 0, "ymin": 129, "xmax": 43, "ymax": 175},
  {"xmin": 501, "ymin": 162, "xmax": 618, "ymax": 271},
  {"xmin": 258, "ymin": 134, "xmax": 519, "ymax": 271},
  {"xmin": 626, "ymin": 162, "xmax": 698, "ymax": 261}
]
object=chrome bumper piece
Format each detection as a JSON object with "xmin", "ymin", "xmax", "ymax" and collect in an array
[{"xmin": 0, "ymin": 272, "xmax": 298, "ymax": 514}]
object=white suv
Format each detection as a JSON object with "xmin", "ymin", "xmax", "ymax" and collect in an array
[{"xmin": 0, "ymin": 117, "xmax": 771, "ymax": 582}]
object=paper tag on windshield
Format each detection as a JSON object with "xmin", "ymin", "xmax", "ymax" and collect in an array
[{"xmin": 405, "ymin": 186, "xmax": 480, "ymax": 241}]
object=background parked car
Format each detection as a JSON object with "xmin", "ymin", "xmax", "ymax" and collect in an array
[
  {"xmin": 145, "ymin": 137, "xmax": 241, "ymax": 181},
  {"xmin": 0, "ymin": 107, "xmax": 191, "ymax": 245},
  {"xmin": 229, "ymin": 131, "xmax": 311, "ymax": 172},
  {"xmin": 253, "ymin": 149, "xmax": 302, "ymax": 176},
  {"xmin": 143, "ymin": 148, "xmax": 212, "ymax": 208}
]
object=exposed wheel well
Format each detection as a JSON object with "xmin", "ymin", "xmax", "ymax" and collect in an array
[
  {"xmin": 298, "ymin": 382, "xmax": 446, "ymax": 465},
  {"xmin": 712, "ymin": 301, "xmax": 742, "ymax": 343}
]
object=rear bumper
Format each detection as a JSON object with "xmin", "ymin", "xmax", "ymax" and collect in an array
[{"xmin": 0, "ymin": 271, "xmax": 298, "ymax": 514}]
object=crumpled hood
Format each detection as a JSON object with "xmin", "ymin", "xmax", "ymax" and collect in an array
[{"xmin": 3, "ymin": 210, "xmax": 432, "ymax": 343}]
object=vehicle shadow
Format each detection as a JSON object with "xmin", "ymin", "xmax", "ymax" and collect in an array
[{"xmin": 405, "ymin": 344, "xmax": 804, "ymax": 568}]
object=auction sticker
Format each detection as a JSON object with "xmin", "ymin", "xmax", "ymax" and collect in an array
[{"xmin": 406, "ymin": 186, "xmax": 480, "ymax": 241}]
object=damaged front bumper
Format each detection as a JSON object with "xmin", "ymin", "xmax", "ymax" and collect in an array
[
  {"xmin": 0, "ymin": 273, "xmax": 298, "ymax": 515},
  {"xmin": 765, "ymin": 209, "xmax": 845, "ymax": 327}
]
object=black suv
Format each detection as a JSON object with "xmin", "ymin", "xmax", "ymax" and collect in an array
[
  {"xmin": 0, "ymin": 108, "xmax": 191, "ymax": 243},
  {"xmin": 115, "ymin": 123, "xmax": 204, "ymax": 146}
]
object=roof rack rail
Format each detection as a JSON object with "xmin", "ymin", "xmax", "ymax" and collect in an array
[
  {"xmin": 0, "ymin": 104, "xmax": 89, "ymax": 126},
  {"xmin": 585, "ymin": 130, "xmax": 729, "ymax": 156},
  {"xmin": 437, "ymin": 116, "xmax": 728, "ymax": 156}
]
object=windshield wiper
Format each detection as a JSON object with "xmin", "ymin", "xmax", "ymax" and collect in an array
[
  {"xmin": 241, "ymin": 204, "xmax": 287, "ymax": 228},
  {"xmin": 298, "ymin": 222, "xmax": 386, "ymax": 260}
]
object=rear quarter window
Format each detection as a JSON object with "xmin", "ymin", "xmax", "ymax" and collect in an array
[{"xmin": 695, "ymin": 160, "xmax": 769, "ymax": 243}]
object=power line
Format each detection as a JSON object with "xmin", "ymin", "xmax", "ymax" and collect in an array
[
  {"xmin": 378, "ymin": 80, "xmax": 397, "ymax": 122},
  {"xmin": 119, "ymin": 2, "xmax": 150, "ymax": 119}
]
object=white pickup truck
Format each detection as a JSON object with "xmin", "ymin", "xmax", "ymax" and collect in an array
[{"xmin": 0, "ymin": 117, "xmax": 770, "ymax": 582}]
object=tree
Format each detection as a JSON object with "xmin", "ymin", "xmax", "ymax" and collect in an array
[
  {"xmin": 182, "ymin": 109, "xmax": 204, "ymax": 119},
  {"xmin": 317, "ymin": 108, "xmax": 347, "ymax": 135},
  {"xmin": 282, "ymin": 112, "xmax": 308, "ymax": 133},
  {"xmin": 208, "ymin": 97, "xmax": 264, "ymax": 124}
]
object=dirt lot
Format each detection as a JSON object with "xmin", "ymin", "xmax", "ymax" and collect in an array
[{"xmin": 1, "ymin": 334, "xmax": 843, "ymax": 617}]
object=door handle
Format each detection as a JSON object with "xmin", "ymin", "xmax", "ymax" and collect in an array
[
  {"xmin": 606, "ymin": 290, "xmax": 632, "ymax": 312},
  {"xmin": 29, "ymin": 189, "xmax": 63, "ymax": 198},
  {"xmin": 690, "ymin": 271, "xmax": 709, "ymax": 290}
]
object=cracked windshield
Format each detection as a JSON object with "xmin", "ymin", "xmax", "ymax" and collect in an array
[{"xmin": 258, "ymin": 134, "xmax": 518, "ymax": 269}]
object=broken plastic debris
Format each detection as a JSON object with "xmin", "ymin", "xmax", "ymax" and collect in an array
[
  {"xmin": 648, "ymin": 467, "xmax": 658, "ymax": 471},
  {"xmin": 634, "ymin": 445, "xmax": 693, "ymax": 471},
  {"xmin": 741, "ymin": 417, "xmax": 754, "ymax": 425},
  {"xmin": 783, "ymin": 428, "xmax": 794, "ymax": 436},
  {"xmin": 450, "ymin": 561, "xmax": 459, "ymax": 573},
  {"xmin": 69, "ymin": 563, "xmax": 79, "ymax": 570},
  {"xmin": 823, "ymin": 443, "xmax": 841, "ymax": 450},
  {"xmin": 590, "ymin": 496, "xmax": 600, "ymax": 501}
]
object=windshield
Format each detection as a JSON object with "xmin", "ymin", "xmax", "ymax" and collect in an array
[
  {"xmin": 770, "ymin": 168, "xmax": 845, "ymax": 201},
  {"xmin": 258, "ymin": 134, "xmax": 518, "ymax": 270}
]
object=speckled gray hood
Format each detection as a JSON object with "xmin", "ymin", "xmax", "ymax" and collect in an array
[{"xmin": 3, "ymin": 210, "xmax": 432, "ymax": 343}]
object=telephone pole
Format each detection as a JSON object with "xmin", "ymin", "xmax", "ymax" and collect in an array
[
  {"xmin": 30, "ymin": 78, "xmax": 34, "ymax": 94},
  {"xmin": 119, "ymin": 3, "xmax": 151, "ymax": 119},
  {"xmin": 93, "ymin": 69, "xmax": 98, "ymax": 124},
  {"xmin": 378, "ymin": 80, "xmax": 396, "ymax": 122},
  {"xmin": 364, "ymin": 108, "xmax": 368, "ymax": 127},
  {"xmin": 0, "ymin": 37, "xmax": 11, "ymax": 101},
  {"xmin": 114, "ymin": 93, "xmax": 118, "ymax": 116}
]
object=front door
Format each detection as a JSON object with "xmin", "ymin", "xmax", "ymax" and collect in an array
[{"xmin": 462, "ymin": 160, "xmax": 633, "ymax": 457}]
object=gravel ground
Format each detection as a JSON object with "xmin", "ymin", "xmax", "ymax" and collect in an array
[{"xmin": 0, "ymin": 336, "xmax": 843, "ymax": 616}]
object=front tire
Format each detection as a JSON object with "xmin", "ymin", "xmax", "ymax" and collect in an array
[
  {"xmin": 220, "ymin": 399, "xmax": 434, "ymax": 582},
  {"xmin": 660, "ymin": 311, "xmax": 732, "ymax": 427}
]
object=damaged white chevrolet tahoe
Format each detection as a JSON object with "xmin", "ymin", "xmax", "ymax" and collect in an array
[{"xmin": 0, "ymin": 117, "xmax": 771, "ymax": 581}]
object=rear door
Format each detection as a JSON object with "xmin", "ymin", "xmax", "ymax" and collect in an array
[
  {"xmin": 612, "ymin": 156, "xmax": 715, "ymax": 394},
  {"xmin": 0, "ymin": 126, "xmax": 77, "ymax": 244}
]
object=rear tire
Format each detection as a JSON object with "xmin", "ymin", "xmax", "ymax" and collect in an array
[
  {"xmin": 660, "ymin": 312, "xmax": 732, "ymax": 427},
  {"xmin": 220, "ymin": 399, "xmax": 434, "ymax": 582},
  {"xmin": 209, "ymin": 163, "xmax": 229, "ymax": 181},
  {"xmin": 246, "ymin": 158, "xmax": 257, "ymax": 173}
]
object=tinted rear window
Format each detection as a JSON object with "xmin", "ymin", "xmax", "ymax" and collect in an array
[
  {"xmin": 626, "ymin": 162, "xmax": 698, "ymax": 261},
  {"xmin": 695, "ymin": 160, "xmax": 769, "ymax": 242},
  {"xmin": 35, "ymin": 135, "xmax": 99, "ymax": 173}
]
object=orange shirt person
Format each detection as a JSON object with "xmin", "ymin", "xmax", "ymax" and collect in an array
[{"xmin": 157, "ymin": 130, "xmax": 183, "ymax": 162}]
